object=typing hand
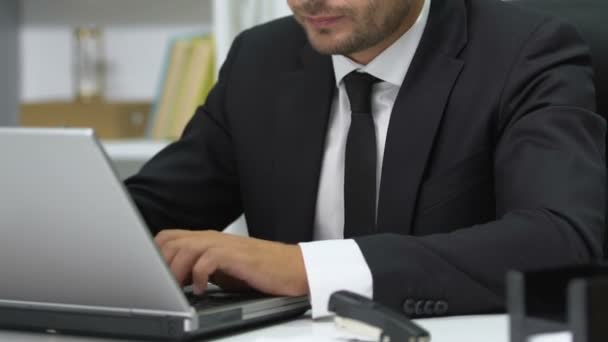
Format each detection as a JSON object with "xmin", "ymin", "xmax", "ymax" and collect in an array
[{"xmin": 154, "ymin": 230, "xmax": 309, "ymax": 297}]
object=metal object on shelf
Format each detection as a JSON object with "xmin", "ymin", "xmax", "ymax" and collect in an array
[
  {"xmin": 508, "ymin": 264, "xmax": 608, "ymax": 342},
  {"xmin": 74, "ymin": 26, "xmax": 105, "ymax": 103}
]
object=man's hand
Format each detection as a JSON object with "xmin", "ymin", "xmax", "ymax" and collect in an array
[{"xmin": 154, "ymin": 230, "xmax": 309, "ymax": 297}]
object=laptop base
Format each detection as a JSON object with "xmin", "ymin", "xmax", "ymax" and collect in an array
[{"xmin": 0, "ymin": 305, "xmax": 309, "ymax": 341}]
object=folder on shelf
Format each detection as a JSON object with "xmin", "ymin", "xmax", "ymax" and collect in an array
[
  {"xmin": 150, "ymin": 37, "xmax": 192, "ymax": 140},
  {"xmin": 149, "ymin": 34, "xmax": 215, "ymax": 140},
  {"xmin": 170, "ymin": 36, "xmax": 215, "ymax": 139}
]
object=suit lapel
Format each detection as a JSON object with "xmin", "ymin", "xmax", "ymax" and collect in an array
[
  {"xmin": 270, "ymin": 45, "xmax": 335, "ymax": 243},
  {"xmin": 377, "ymin": 0, "xmax": 468, "ymax": 235}
]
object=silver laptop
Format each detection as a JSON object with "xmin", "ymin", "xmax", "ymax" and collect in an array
[{"xmin": 0, "ymin": 128, "xmax": 309, "ymax": 340}]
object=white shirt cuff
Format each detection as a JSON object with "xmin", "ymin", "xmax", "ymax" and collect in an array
[{"xmin": 298, "ymin": 239, "xmax": 373, "ymax": 319}]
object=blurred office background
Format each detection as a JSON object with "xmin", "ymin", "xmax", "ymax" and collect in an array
[
  {"xmin": 0, "ymin": 0, "xmax": 292, "ymax": 234},
  {"xmin": 0, "ymin": 0, "xmax": 290, "ymax": 174}
]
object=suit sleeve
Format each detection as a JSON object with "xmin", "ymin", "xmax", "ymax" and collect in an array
[
  {"xmin": 125, "ymin": 34, "xmax": 246, "ymax": 235},
  {"xmin": 355, "ymin": 18, "xmax": 606, "ymax": 316}
]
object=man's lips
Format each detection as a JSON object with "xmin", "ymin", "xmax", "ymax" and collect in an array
[{"xmin": 305, "ymin": 15, "xmax": 345, "ymax": 29}]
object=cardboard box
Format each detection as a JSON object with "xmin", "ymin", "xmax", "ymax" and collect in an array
[{"xmin": 20, "ymin": 101, "xmax": 151, "ymax": 139}]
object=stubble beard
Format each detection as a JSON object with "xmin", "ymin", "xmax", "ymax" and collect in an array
[{"xmin": 299, "ymin": 0, "xmax": 414, "ymax": 56}]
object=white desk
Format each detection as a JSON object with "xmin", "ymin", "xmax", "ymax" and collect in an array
[
  {"xmin": 101, "ymin": 139, "xmax": 170, "ymax": 180},
  {"xmin": 214, "ymin": 314, "xmax": 510, "ymax": 342},
  {"xmin": 0, "ymin": 314, "xmax": 509, "ymax": 342},
  {"xmin": 101, "ymin": 140, "xmax": 171, "ymax": 163}
]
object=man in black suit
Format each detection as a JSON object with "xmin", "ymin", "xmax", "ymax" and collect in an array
[{"xmin": 126, "ymin": 0, "xmax": 606, "ymax": 318}]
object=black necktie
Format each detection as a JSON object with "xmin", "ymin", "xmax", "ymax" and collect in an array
[{"xmin": 343, "ymin": 72, "xmax": 379, "ymax": 238}]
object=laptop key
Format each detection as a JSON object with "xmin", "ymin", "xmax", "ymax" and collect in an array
[{"xmin": 186, "ymin": 290, "xmax": 268, "ymax": 310}]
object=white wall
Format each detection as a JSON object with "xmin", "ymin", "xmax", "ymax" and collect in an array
[
  {"xmin": 20, "ymin": 0, "xmax": 212, "ymax": 102},
  {"xmin": 213, "ymin": 0, "xmax": 292, "ymax": 74}
]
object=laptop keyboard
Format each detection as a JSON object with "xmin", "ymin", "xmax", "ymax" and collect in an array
[{"xmin": 184, "ymin": 288, "xmax": 268, "ymax": 310}]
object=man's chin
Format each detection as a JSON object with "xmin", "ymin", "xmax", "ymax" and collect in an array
[{"xmin": 306, "ymin": 36, "xmax": 350, "ymax": 56}]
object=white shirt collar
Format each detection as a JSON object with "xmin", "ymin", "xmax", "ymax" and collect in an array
[{"xmin": 332, "ymin": 0, "xmax": 430, "ymax": 87}]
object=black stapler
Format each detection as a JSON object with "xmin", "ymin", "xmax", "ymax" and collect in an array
[{"xmin": 328, "ymin": 290, "xmax": 431, "ymax": 342}]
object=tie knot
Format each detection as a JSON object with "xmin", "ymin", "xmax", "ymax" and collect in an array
[{"xmin": 343, "ymin": 72, "xmax": 379, "ymax": 114}]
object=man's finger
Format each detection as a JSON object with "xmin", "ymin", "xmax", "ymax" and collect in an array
[
  {"xmin": 154, "ymin": 229, "xmax": 192, "ymax": 247},
  {"xmin": 210, "ymin": 272, "xmax": 251, "ymax": 292},
  {"xmin": 192, "ymin": 248, "xmax": 222, "ymax": 295},
  {"xmin": 160, "ymin": 243, "xmax": 179, "ymax": 266},
  {"xmin": 170, "ymin": 248, "xmax": 203, "ymax": 286}
]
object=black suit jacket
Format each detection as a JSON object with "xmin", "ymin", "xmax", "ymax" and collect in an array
[{"xmin": 126, "ymin": 0, "xmax": 606, "ymax": 317}]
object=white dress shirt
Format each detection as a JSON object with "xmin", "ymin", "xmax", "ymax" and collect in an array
[{"xmin": 299, "ymin": 0, "xmax": 431, "ymax": 318}]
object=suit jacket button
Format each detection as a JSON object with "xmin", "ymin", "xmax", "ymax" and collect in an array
[
  {"xmin": 415, "ymin": 301, "xmax": 425, "ymax": 316},
  {"xmin": 402, "ymin": 299, "xmax": 416, "ymax": 316},
  {"xmin": 424, "ymin": 301, "xmax": 435, "ymax": 315},
  {"xmin": 435, "ymin": 301, "xmax": 449, "ymax": 315}
]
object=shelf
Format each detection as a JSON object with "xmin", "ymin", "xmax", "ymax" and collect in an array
[
  {"xmin": 19, "ymin": 0, "xmax": 212, "ymax": 102},
  {"xmin": 100, "ymin": 139, "xmax": 169, "ymax": 180},
  {"xmin": 21, "ymin": 101, "xmax": 152, "ymax": 139},
  {"xmin": 101, "ymin": 139, "xmax": 170, "ymax": 162}
]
